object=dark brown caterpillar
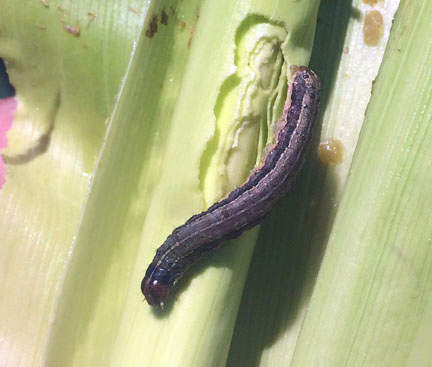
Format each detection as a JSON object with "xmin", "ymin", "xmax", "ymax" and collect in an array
[{"xmin": 142, "ymin": 67, "xmax": 320, "ymax": 307}]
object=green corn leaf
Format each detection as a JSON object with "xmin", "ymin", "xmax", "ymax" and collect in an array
[
  {"xmin": 228, "ymin": 1, "xmax": 400, "ymax": 365},
  {"xmin": 0, "ymin": 1, "xmax": 144, "ymax": 365},
  {"xmin": 6, "ymin": 0, "xmax": 429, "ymax": 366},
  {"xmin": 45, "ymin": 1, "xmax": 320, "ymax": 366},
  {"xmin": 291, "ymin": 1, "xmax": 432, "ymax": 366}
]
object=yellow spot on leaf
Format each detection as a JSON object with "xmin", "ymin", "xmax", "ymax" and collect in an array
[
  {"xmin": 318, "ymin": 139, "xmax": 344, "ymax": 165},
  {"xmin": 364, "ymin": 10, "xmax": 384, "ymax": 46}
]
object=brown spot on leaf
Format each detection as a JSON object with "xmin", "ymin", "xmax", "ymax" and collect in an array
[
  {"xmin": 146, "ymin": 14, "xmax": 158, "ymax": 38},
  {"xmin": 318, "ymin": 139, "xmax": 344, "ymax": 165},
  {"xmin": 187, "ymin": 12, "xmax": 200, "ymax": 48},
  {"xmin": 161, "ymin": 10, "xmax": 168, "ymax": 25},
  {"xmin": 41, "ymin": 0, "xmax": 49, "ymax": 7},
  {"xmin": 65, "ymin": 24, "xmax": 80, "ymax": 37},
  {"xmin": 129, "ymin": 7, "xmax": 139, "ymax": 15},
  {"xmin": 88, "ymin": 11, "xmax": 97, "ymax": 21},
  {"xmin": 363, "ymin": 0, "xmax": 380, "ymax": 5},
  {"xmin": 187, "ymin": 27, "xmax": 194, "ymax": 48},
  {"xmin": 364, "ymin": 10, "xmax": 384, "ymax": 46}
]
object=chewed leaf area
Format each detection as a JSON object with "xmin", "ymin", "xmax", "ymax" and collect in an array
[
  {"xmin": 2, "ymin": 92, "xmax": 59, "ymax": 165},
  {"xmin": 199, "ymin": 14, "xmax": 288, "ymax": 206}
]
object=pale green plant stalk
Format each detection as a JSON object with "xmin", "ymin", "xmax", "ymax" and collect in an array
[
  {"xmin": 5, "ymin": 0, "xmax": 426, "ymax": 366},
  {"xmin": 42, "ymin": 1, "xmax": 320, "ymax": 366},
  {"xmin": 0, "ymin": 1, "xmax": 144, "ymax": 366},
  {"xmin": 228, "ymin": 1, "xmax": 400, "ymax": 365},
  {"xmin": 291, "ymin": 1, "xmax": 432, "ymax": 365}
]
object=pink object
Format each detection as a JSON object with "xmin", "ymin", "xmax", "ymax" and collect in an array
[{"xmin": 0, "ymin": 97, "xmax": 17, "ymax": 189}]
